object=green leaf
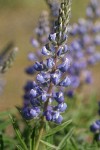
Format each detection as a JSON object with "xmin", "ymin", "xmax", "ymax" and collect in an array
[
  {"xmin": 0, "ymin": 109, "xmax": 15, "ymax": 118},
  {"xmin": 45, "ymin": 122, "xmax": 53, "ymax": 147},
  {"xmin": 16, "ymin": 145, "xmax": 24, "ymax": 150},
  {"xmin": 40, "ymin": 140, "xmax": 58, "ymax": 149},
  {"xmin": 70, "ymin": 137, "xmax": 78, "ymax": 150},
  {"xmin": 3, "ymin": 135, "xmax": 16, "ymax": 145},
  {"xmin": 0, "ymin": 111, "xmax": 10, "ymax": 118},
  {"xmin": 1, "ymin": 135, "xmax": 16, "ymax": 150},
  {"xmin": 43, "ymin": 120, "xmax": 72, "ymax": 138},
  {"xmin": 29, "ymin": 127, "xmax": 36, "ymax": 150},
  {"xmin": 0, "ymin": 133, "xmax": 4, "ymax": 150},
  {"xmin": 0, "ymin": 109, "xmax": 17, "ymax": 118},
  {"xmin": 57, "ymin": 128, "xmax": 74, "ymax": 150},
  {"xmin": 0, "ymin": 119, "xmax": 11, "ymax": 131},
  {"xmin": 9, "ymin": 115, "xmax": 28, "ymax": 150}
]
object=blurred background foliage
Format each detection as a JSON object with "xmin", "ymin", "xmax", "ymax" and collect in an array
[{"xmin": 0, "ymin": 0, "xmax": 100, "ymax": 111}]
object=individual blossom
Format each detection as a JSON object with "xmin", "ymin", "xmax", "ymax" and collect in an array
[{"xmin": 90, "ymin": 102, "xmax": 100, "ymax": 141}]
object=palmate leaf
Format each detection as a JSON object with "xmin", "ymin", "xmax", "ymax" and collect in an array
[
  {"xmin": 57, "ymin": 128, "xmax": 74, "ymax": 150},
  {"xmin": 40, "ymin": 140, "xmax": 58, "ymax": 150},
  {"xmin": 43, "ymin": 120, "xmax": 72, "ymax": 138},
  {"xmin": 9, "ymin": 115, "xmax": 28, "ymax": 150}
]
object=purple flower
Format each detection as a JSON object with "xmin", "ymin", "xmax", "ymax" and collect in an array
[
  {"xmin": 53, "ymin": 91, "xmax": 64, "ymax": 103},
  {"xmin": 52, "ymin": 112, "xmax": 63, "ymax": 124},
  {"xmin": 96, "ymin": 9, "xmax": 100, "ymax": 17},
  {"xmin": 49, "ymin": 33, "xmax": 56, "ymax": 41},
  {"xmin": 82, "ymin": 35, "xmax": 92, "ymax": 45},
  {"xmin": 88, "ymin": 56, "xmax": 96, "ymax": 65},
  {"xmin": 57, "ymin": 47, "xmax": 63, "ymax": 56},
  {"xmin": 59, "ymin": 77, "xmax": 71, "ymax": 87},
  {"xmin": 94, "ymin": 35, "xmax": 100, "ymax": 45},
  {"xmin": 69, "ymin": 23, "xmax": 79, "ymax": 35},
  {"xmin": 24, "ymin": 81, "xmax": 36, "ymax": 92},
  {"xmin": 34, "ymin": 61, "xmax": 46, "ymax": 71},
  {"xmin": 28, "ymin": 52, "xmax": 37, "ymax": 61},
  {"xmin": 66, "ymin": 90, "xmax": 74, "ymax": 98},
  {"xmin": 86, "ymin": 46, "xmax": 95, "ymax": 54},
  {"xmin": 30, "ymin": 89, "xmax": 37, "ymax": 98},
  {"xmin": 94, "ymin": 53, "xmax": 100, "ymax": 62},
  {"xmin": 22, "ymin": 107, "xmax": 33, "ymax": 120},
  {"xmin": 51, "ymin": 71, "xmax": 61, "ymax": 85},
  {"xmin": 47, "ymin": 58, "xmax": 55, "ymax": 69},
  {"xmin": 42, "ymin": 46, "xmax": 51, "ymax": 56},
  {"xmin": 83, "ymin": 71, "xmax": 92, "ymax": 84},
  {"xmin": 31, "ymin": 39, "xmax": 39, "ymax": 48},
  {"xmin": 37, "ymin": 73, "xmax": 46, "ymax": 83},
  {"xmin": 41, "ymin": 92, "xmax": 48, "ymax": 102},
  {"xmin": 30, "ymin": 109, "xmax": 38, "ymax": 117},
  {"xmin": 25, "ymin": 65, "xmax": 35, "ymax": 75},
  {"xmin": 93, "ymin": 24, "xmax": 100, "ymax": 33},
  {"xmin": 57, "ymin": 103, "xmax": 67, "ymax": 112},
  {"xmin": 90, "ymin": 120, "xmax": 100, "ymax": 133},
  {"xmin": 70, "ymin": 40, "xmax": 82, "ymax": 51},
  {"xmin": 70, "ymin": 76, "xmax": 80, "ymax": 88},
  {"xmin": 22, "ymin": 0, "xmax": 72, "ymax": 124},
  {"xmin": 45, "ymin": 110, "xmax": 52, "ymax": 121},
  {"xmin": 58, "ymin": 58, "xmax": 70, "ymax": 72}
]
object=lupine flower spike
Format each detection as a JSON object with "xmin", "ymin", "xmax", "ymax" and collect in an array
[{"xmin": 22, "ymin": 0, "xmax": 72, "ymax": 124}]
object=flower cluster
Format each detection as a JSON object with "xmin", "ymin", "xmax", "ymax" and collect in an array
[
  {"xmin": 90, "ymin": 102, "xmax": 100, "ymax": 141},
  {"xmin": 86, "ymin": 0, "xmax": 100, "ymax": 20},
  {"xmin": 22, "ymin": 0, "xmax": 72, "ymax": 124},
  {"xmin": 65, "ymin": 0, "xmax": 100, "ymax": 97},
  {"xmin": 25, "ymin": 11, "xmax": 50, "ymax": 75}
]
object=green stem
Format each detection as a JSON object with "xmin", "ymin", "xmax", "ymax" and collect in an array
[
  {"xmin": 34, "ymin": 120, "xmax": 44, "ymax": 150},
  {"xmin": 34, "ymin": 45, "xmax": 59, "ymax": 150}
]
